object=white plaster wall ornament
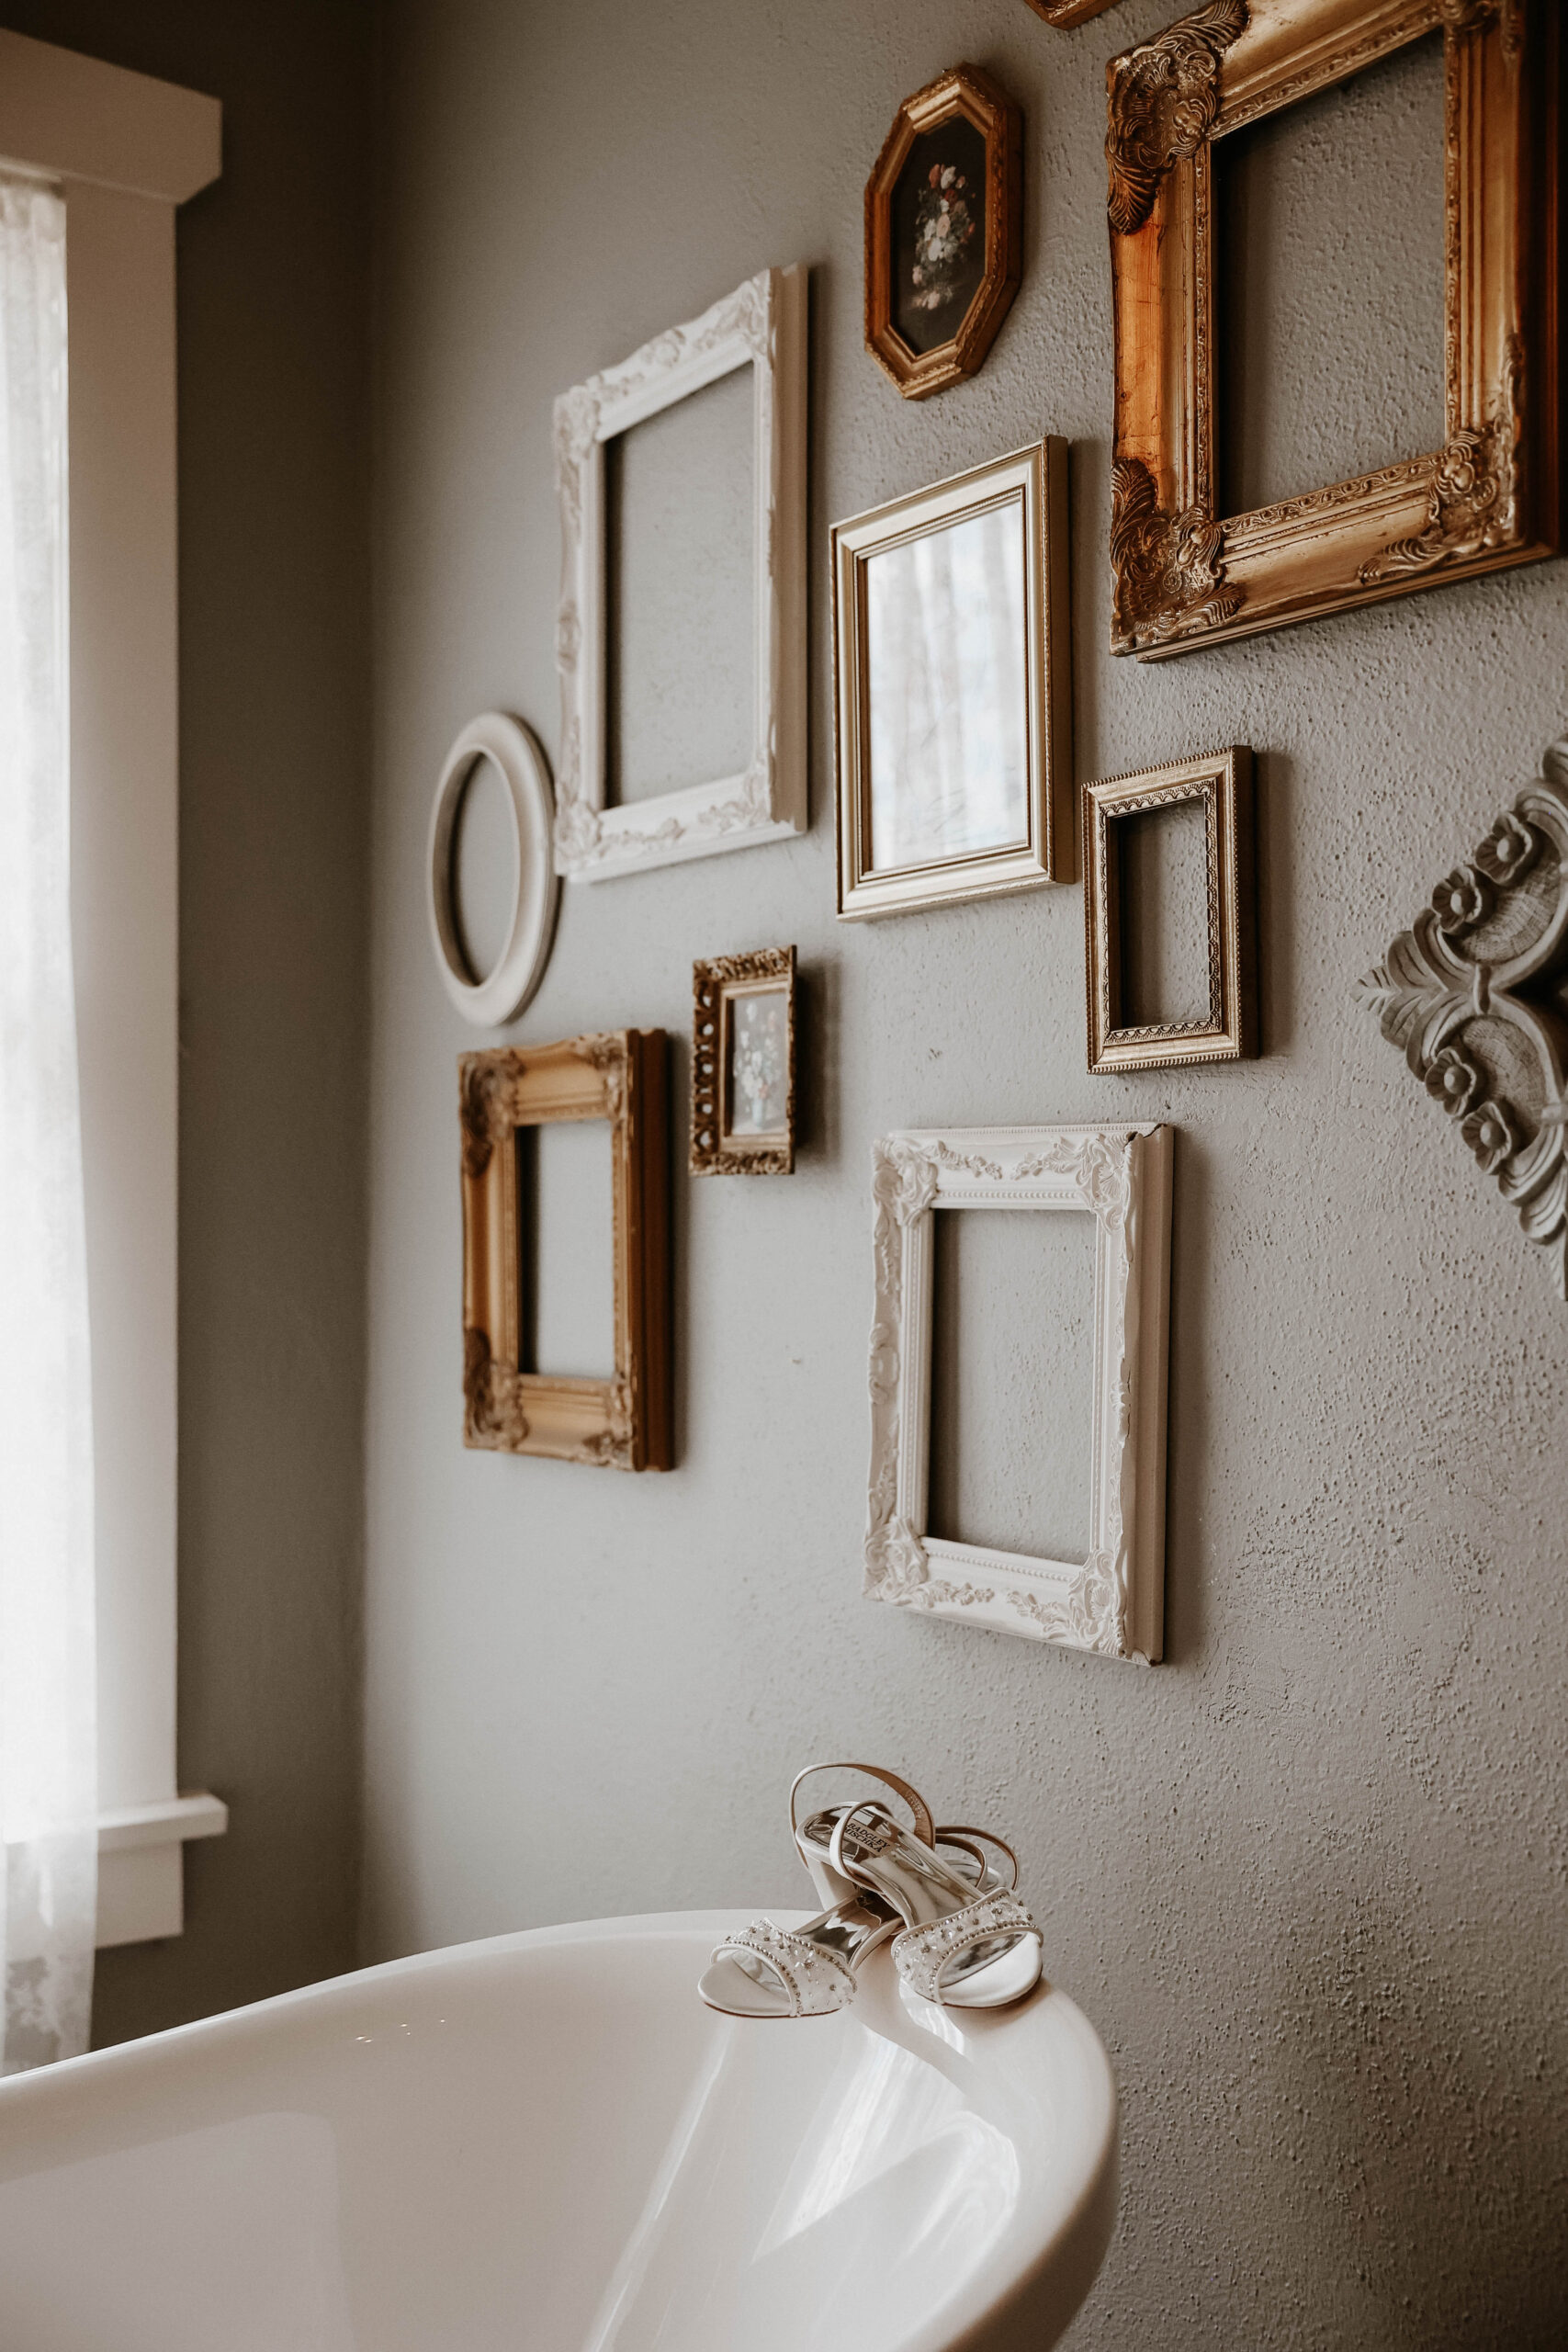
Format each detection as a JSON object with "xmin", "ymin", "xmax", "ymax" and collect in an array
[
  {"xmin": 863, "ymin": 1125, "xmax": 1174, "ymax": 1661},
  {"xmin": 1356, "ymin": 738, "xmax": 1568, "ymax": 1298},
  {"xmin": 426, "ymin": 712, "xmax": 560, "ymax": 1028},
  {"xmin": 552, "ymin": 266, "xmax": 807, "ymax": 884}
]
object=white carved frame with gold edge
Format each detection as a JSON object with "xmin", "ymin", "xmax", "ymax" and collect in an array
[
  {"xmin": 865, "ymin": 1125, "xmax": 1173, "ymax": 1660},
  {"xmin": 553, "ymin": 266, "xmax": 807, "ymax": 883}
]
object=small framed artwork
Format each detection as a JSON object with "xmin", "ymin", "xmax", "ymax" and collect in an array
[
  {"xmin": 832, "ymin": 437, "xmax": 1073, "ymax": 921},
  {"xmin": 691, "ymin": 946, "xmax": 796, "ymax": 1176},
  {"xmin": 864, "ymin": 1125, "xmax": 1173, "ymax": 1661},
  {"xmin": 1083, "ymin": 747, "xmax": 1257, "ymax": 1072},
  {"xmin": 865, "ymin": 63, "xmax": 1022, "ymax": 401},
  {"xmin": 553, "ymin": 266, "xmax": 807, "ymax": 880},
  {"xmin": 459, "ymin": 1031, "xmax": 671, "ymax": 1470},
  {"xmin": 1107, "ymin": 0, "xmax": 1562, "ymax": 658}
]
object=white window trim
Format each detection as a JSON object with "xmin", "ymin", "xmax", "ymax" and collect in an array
[{"xmin": 0, "ymin": 31, "xmax": 224, "ymax": 1948}]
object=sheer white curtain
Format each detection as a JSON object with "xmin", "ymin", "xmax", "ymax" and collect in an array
[{"xmin": 0, "ymin": 172, "xmax": 96, "ymax": 2071}]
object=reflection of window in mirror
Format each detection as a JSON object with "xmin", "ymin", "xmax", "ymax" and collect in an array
[
  {"xmin": 516, "ymin": 1121, "xmax": 616, "ymax": 1379},
  {"xmin": 863, "ymin": 495, "xmax": 1029, "ymax": 875},
  {"xmin": 1111, "ymin": 798, "xmax": 1211, "ymax": 1031},
  {"xmin": 1214, "ymin": 30, "xmax": 1446, "ymax": 519},
  {"xmin": 448, "ymin": 752, "xmax": 518, "ymax": 984},
  {"xmin": 604, "ymin": 364, "xmax": 754, "ymax": 805},
  {"xmin": 927, "ymin": 1208, "xmax": 1095, "ymax": 1564}
]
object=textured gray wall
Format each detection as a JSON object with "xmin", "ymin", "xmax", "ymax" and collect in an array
[
  {"xmin": 367, "ymin": 4, "xmax": 1568, "ymax": 2346},
  {"xmin": 0, "ymin": 0, "xmax": 373, "ymax": 2042}
]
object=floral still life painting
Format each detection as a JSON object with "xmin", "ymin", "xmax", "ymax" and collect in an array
[
  {"xmin": 728, "ymin": 990, "xmax": 790, "ymax": 1136},
  {"xmin": 892, "ymin": 117, "xmax": 987, "ymax": 356}
]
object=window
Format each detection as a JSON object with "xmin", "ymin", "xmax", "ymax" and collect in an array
[{"xmin": 0, "ymin": 31, "xmax": 224, "ymax": 1953}]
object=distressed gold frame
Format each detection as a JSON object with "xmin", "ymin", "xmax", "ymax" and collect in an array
[
  {"xmin": 1107, "ymin": 0, "xmax": 1562, "ymax": 659},
  {"xmin": 1084, "ymin": 747, "xmax": 1257, "ymax": 1070},
  {"xmin": 833, "ymin": 437, "xmax": 1075, "ymax": 920},
  {"xmin": 459, "ymin": 1031, "xmax": 671, "ymax": 1470},
  {"xmin": 691, "ymin": 946, "xmax": 796, "ymax": 1176},
  {"xmin": 865, "ymin": 62, "xmax": 1023, "ymax": 401}
]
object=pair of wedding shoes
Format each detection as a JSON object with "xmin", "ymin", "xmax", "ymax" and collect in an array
[{"xmin": 699, "ymin": 1762, "xmax": 1043, "ymax": 2019}]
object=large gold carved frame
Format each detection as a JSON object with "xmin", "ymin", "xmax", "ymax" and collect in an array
[
  {"xmin": 1107, "ymin": 0, "xmax": 1562, "ymax": 659},
  {"xmin": 459, "ymin": 1032, "xmax": 671, "ymax": 1470}
]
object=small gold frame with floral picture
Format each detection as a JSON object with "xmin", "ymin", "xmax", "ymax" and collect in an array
[
  {"xmin": 1083, "ymin": 747, "xmax": 1257, "ymax": 1072},
  {"xmin": 691, "ymin": 947, "xmax": 796, "ymax": 1175}
]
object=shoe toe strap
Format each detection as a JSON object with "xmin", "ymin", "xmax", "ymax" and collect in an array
[
  {"xmin": 714, "ymin": 1918, "xmax": 857, "ymax": 2017},
  {"xmin": 891, "ymin": 1892, "xmax": 1040, "ymax": 2006}
]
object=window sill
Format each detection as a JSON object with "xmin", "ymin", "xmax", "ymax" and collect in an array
[{"xmin": 96, "ymin": 1792, "xmax": 227, "ymax": 1948}]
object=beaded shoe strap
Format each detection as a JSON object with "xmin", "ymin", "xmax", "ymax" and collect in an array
[
  {"xmin": 714, "ymin": 1918, "xmax": 858, "ymax": 2017},
  {"xmin": 891, "ymin": 1890, "xmax": 1039, "ymax": 2007}
]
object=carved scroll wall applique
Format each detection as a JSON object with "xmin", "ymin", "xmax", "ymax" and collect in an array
[
  {"xmin": 1105, "ymin": 0, "xmax": 1562, "ymax": 659},
  {"xmin": 1356, "ymin": 740, "xmax": 1568, "ymax": 1298}
]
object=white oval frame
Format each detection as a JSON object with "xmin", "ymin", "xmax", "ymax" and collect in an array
[{"xmin": 427, "ymin": 712, "xmax": 560, "ymax": 1028}]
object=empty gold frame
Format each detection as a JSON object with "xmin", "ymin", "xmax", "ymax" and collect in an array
[
  {"xmin": 832, "ymin": 439, "xmax": 1074, "ymax": 921},
  {"xmin": 865, "ymin": 63, "xmax": 1023, "ymax": 401},
  {"xmin": 459, "ymin": 1032, "xmax": 671, "ymax": 1470},
  {"xmin": 1107, "ymin": 0, "xmax": 1563, "ymax": 658},
  {"xmin": 691, "ymin": 947, "xmax": 796, "ymax": 1176},
  {"xmin": 1084, "ymin": 748, "xmax": 1257, "ymax": 1071}
]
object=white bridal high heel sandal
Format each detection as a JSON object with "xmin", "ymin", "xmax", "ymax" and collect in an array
[
  {"xmin": 699, "ymin": 1764, "xmax": 1030, "ymax": 2019},
  {"xmin": 823, "ymin": 1794, "xmax": 1043, "ymax": 2011}
]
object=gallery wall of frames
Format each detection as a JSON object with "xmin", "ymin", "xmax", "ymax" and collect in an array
[{"xmin": 423, "ymin": 0, "xmax": 1565, "ymax": 1668}]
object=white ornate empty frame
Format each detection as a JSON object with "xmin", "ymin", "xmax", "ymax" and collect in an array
[
  {"xmin": 553, "ymin": 266, "xmax": 807, "ymax": 883},
  {"xmin": 864, "ymin": 1125, "xmax": 1173, "ymax": 1660},
  {"xmin": 426, "ymin": 711, "xmax": 560, "ymax": 1028}
]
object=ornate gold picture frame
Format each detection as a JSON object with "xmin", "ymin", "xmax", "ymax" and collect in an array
[
  {"xmin": 864, "ymin": 63, "xmax": 1022, "ymax": 401},
  {"xmin": 459, "ymin": 1031, "xmax": 671, "ymax": 1470},
  {"xmin": 1084, "ymin": 747, "xmax": 1257, "ymax": 1071},
  {"xmin": 691, "ymin": 947, "xmax": 796, "ymax": 1176},
  {"xmin": 1107, "ymin": 0, "xmax": 1562, "ymax": 659},
  {"xmin": 832, "ymin": 438, "xmax": 1074, "ymax": 921}
]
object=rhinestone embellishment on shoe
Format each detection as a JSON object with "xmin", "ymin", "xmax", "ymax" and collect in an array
[
  {"xmin": 715, "ymin": 1918, "xmax": 858, "ymax": 2017},
  {"xmin": 891, "ymin": 1890, "xmax": 1039, "ymax": 2006}
]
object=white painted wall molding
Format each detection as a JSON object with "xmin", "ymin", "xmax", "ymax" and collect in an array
[{"xmin": 0, "ymin": 29, "xmax": 220, "ymax": 202}]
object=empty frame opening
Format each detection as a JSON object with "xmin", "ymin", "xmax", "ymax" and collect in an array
[
  {"xmin": 927, "ymin": 1208, "xmax": 1094, "ymax": 1563},
  {"xmin": 1112, "ymin": 797, "xmax": 1212, "ymax": 1031},
  {"xmin": 448, "ymin": 752, "xmax": 519, "ymax": 984},
  {"xmin": 517, "ymin": 1120, "xmax": 616, "ymax": 1379},
  {"xmin": 1213, "ymin": 31, "xmax": 1446, "ymax": 518},
  {"xmin": 604, "ymin": 363, "xmax": 754, "ymax": 805}
]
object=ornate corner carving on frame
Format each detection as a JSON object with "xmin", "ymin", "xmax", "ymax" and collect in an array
[
  {"xmin": 1356, "ymin": 739, "xmax": 1568, "ymax": 1298},
  {"xmin": 1105, "ymin": 0, "xmax": 1247, "ymax": 234}
]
